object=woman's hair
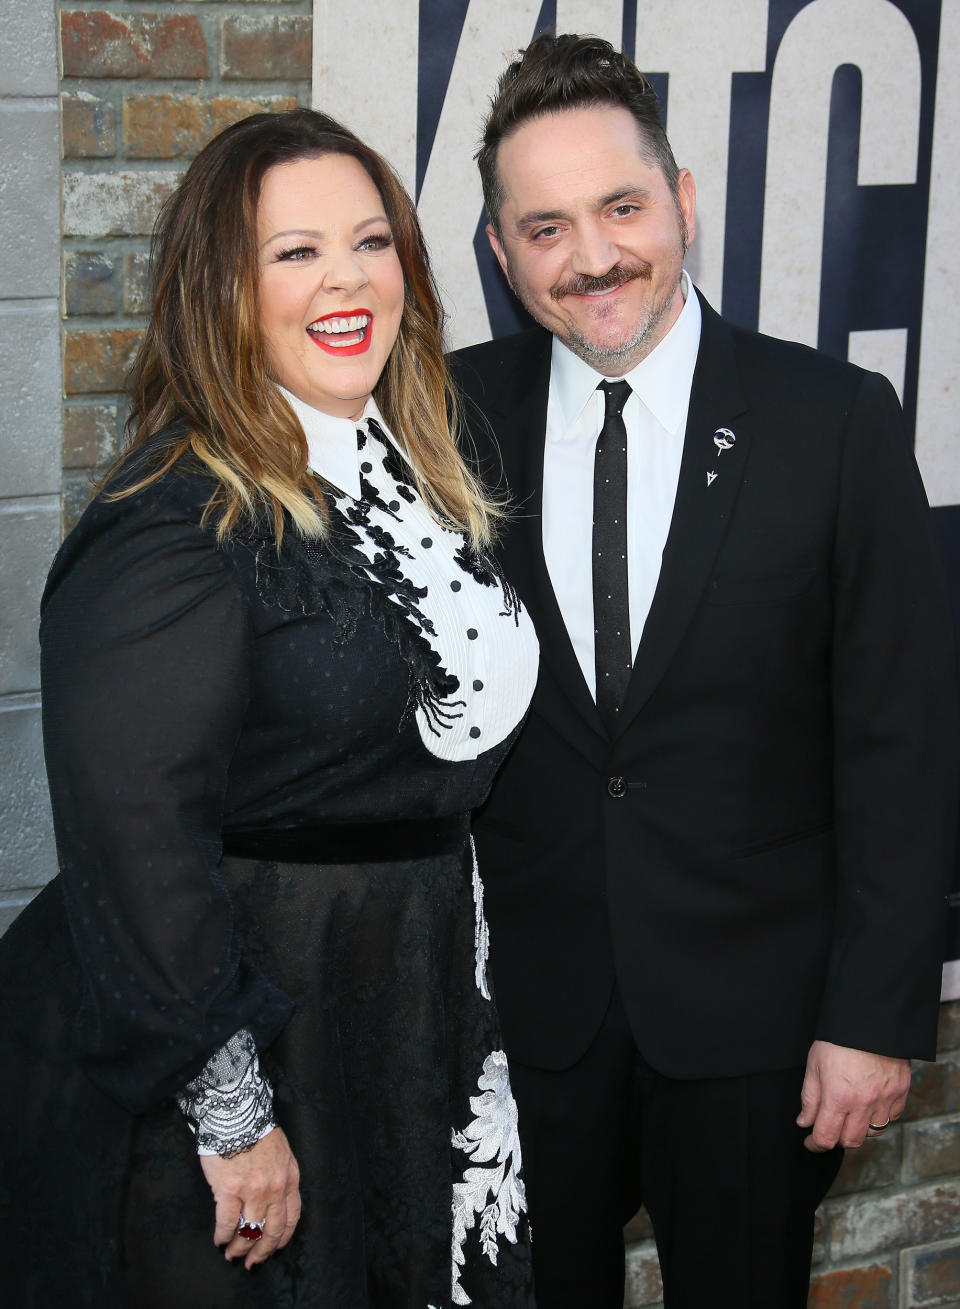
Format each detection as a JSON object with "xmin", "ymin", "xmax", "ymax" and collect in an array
[{"xmin": 119, "ymin": 108, "xmax": 498, "ymax": 548}]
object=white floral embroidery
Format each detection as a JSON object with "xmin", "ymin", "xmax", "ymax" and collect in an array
[
  {"xmin": 450, "ymin": 1051, "xmax": 527, "ymax": 1306},
  {"xmin": 470, "ymin": 838, "xmax": 490, "ymax": 1001}
]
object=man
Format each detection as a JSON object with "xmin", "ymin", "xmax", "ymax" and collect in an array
[{"xmin": 454, "ymin": 31, "xmax": 957, "ymax": 1309}]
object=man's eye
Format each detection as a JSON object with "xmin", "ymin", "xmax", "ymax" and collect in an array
[
  {"xmin": 532, "ymin": 226, "xmax": 560, "ymax": 241},
  {"xmin": 612, "ymin": 204, "xmax": 638, "ymax": 217}
]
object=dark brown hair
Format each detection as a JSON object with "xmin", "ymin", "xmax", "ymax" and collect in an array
[
  {"xmin": 477, "ymin": 32, "xmax": 679, "ymax": 235},
  {"xmin": 120, "ymin": 108, "xmax": 498, "ymax": 546}
]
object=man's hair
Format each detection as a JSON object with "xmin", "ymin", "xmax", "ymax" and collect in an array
[
  {"xmin": 117, "ymin": 108, "xmax": 498, "ymax": 548},
  {"xmin": 477, "ymin": 31, "xmax": 679, "ymax": 235}
]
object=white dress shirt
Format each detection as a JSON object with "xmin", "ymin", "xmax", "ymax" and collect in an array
[{"xmin": 541, "ymin": 271, "xmax": 702, "ymax": 698}]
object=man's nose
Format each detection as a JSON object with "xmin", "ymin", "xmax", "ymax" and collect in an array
[{"xmin": 569, "ymin": 222, "xmax": 619, "ymax": 278}]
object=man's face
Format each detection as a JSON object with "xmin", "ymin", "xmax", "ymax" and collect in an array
[{"xmin": 487, "ymin": 106, "xmax": 696, "ymax": 376}]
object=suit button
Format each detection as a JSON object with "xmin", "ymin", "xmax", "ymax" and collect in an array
[{"xmin": 607, "ymin": 776, "xmax": 627, "ymax": 798}]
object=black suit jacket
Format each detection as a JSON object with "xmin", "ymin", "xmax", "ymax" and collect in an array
[{"xmin": 454, "ymin": 292, "xmax": 958, "ymax": 1078}]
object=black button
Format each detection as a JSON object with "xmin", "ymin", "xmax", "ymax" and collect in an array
[
  {"xmin": 473, "ymin": 679, "xmax": 484, "ymax": 691},
  {"xmin": 450, "ymin": 580, "xmax": 461, "ymax": 592},
  {"xmin": 607, "ymin": 776, "xmax": 627, "ymax": 798},
  {"xmin": 421, "ymin": 537, "xmax": 433, "ymax": 548},
  {"xmin": 469, "ymin": 726, "xmax": 481, "ymax": 739},
  {"xmin": 360, "ymin": 461, "xmax": 373, "ymax": 473},
  {"xmin": 389, "ymin": 500, "xmax": 400, "ymax": 511},
  {"xmin": 467, "ymin": 628, "xmax": 478, "ymax": 640}
]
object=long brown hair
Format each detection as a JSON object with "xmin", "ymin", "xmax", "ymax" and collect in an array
[{"xmin": 120, "ymin": 108, "xmax": 498, "ymax": 547}]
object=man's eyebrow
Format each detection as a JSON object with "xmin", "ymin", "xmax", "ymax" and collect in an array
[
  {"xmin": 513, "ymin": 187, "xmax": 655, "ymax": 235},
  {"xmin": 514, "ymin": 209, "xmax": 569, "ymax": 235}
]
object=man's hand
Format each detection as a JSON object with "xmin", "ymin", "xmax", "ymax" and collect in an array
[{"xmin": 797, "ymin": 1040, "xmax": 910, "ymax": 1152}]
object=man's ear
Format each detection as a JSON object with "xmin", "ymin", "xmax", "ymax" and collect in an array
[
  {"xmin": 486, "ymin": 222, "xmax": 510, "ymax": 282},
  {"xmin": 676, "ymin": 168, "xmax": 696, "ymax": 248}
]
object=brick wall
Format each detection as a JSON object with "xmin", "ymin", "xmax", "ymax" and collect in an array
[
  {"xmin": 10, "ymin": 3, "xmax": 958, "ymax": 1304},
  {"xmin": 60, "ymin": 0, "xmax": 311, "ymax": 528},
  {"xmin": 0, "ymin": 2, "xmax": 61, "ymax": 931}
]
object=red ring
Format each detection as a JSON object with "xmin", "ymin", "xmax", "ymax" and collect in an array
[{"xmin": 237, "ymin": 1222, "xmax": 264, "ymax": 1241}]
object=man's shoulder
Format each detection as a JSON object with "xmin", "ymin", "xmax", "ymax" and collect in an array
[
  {"xmin": 451, "ymin": 327, "xmax": 549, "ymax": 388},
  {"xmin": 705, "ymin": 296, "xmax": 878, "ymax": 408}
]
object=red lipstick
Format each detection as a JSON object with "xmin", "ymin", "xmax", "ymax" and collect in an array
[{"xmin": 306, "ymin": 309, "xmax": 373, "ymax": 357}]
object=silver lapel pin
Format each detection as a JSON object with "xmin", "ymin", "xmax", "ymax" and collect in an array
[{"xmin": 713, "ymin": 427, "xmax": 736, "ymax": 456}]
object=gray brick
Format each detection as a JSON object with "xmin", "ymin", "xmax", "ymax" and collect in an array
[
  {"xmin": 831, "ymin": 1127, "xmax": 902, "ymax": 1195},
  {"xmin": 830, "ymin": 1182, "xmax": 960, "ymax": 1262},
  {"xmin": 0, "ymin": 700, "xmax": 56, "ymax": 890},
  {"xmin": 0, "ymin": 0, "xmax": 57, "ymax": 96},
  {"xmin": 902, "ymin": 1236, "xmax": 960, "ymax": 1306},
  {"xmin": 624, "ymin": 1240, "xmax": 662, "ymax": 1307},
  {"xmin": 904, "ymin": 1116, "xmax": 960, "ymax": 1185},
  {"xmin": 63, "ymin": 170, "xmax": 182, "ymax": 237},
  {"xmin": 0, "ymin": 498, "xmax": 59, "ymax": 694},
  {"xmin": 64, "ymin": 250, "xmax": 122, "ymax": 317},
  {"xmin": 0, "ymin": 301, "xmax": 62, "ymax": 495},
  {"xmin": 0, "ymin": 100, "xmax": 60, "ymax": 298}
]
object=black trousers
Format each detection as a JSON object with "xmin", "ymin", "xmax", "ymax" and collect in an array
[{"xmin": 509, "ymin": 986, "xmax": 843, "ymax": 1309}]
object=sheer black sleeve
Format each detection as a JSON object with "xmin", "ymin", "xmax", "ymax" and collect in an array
[{"xmin": 39, "ymin": 477, "xmax": 292, "ymax": 1114}]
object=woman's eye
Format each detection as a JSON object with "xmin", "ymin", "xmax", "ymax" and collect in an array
[
  {"xmin": 276, "ymin": 245, "xmax": 316, "ymax": 262},
  {"xmin": 357, "ymin": 232, "xmax": 394, "ymax": 252}
]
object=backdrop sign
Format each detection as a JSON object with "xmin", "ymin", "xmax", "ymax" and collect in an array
[{"xmin": 313, "ymin": 0, "xmax": 960, "ymax": 993}]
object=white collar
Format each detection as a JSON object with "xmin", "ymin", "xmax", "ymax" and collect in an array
[
  {"xmin": 278, "ymin": 385, "xmax": 388, "ymax": 499},
  {"xmin": 549, "ymin": 268, "xmax": 702, "ymax": 440}
]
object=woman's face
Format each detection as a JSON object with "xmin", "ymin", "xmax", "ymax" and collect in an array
[{"xmin": 257, "ymin": 153, "xmax": 405, "ymax": 420}]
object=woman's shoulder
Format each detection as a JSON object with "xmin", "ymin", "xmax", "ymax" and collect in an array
[{"xmin": 44, "ymin": 425, "xmax": 232, "ymax": 605}]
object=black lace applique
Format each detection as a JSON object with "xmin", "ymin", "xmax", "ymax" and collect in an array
[
  {"xmin": 252, "ymin": 493, "xmax": 465, "ymax": 736},
  {"xmin": 368, "ymin": 418, "xmax": 415, "ymax": 485},
  {"xmin": 359, "ymin": 472, "xmax": 403, "ymax": 521},
  {"xmin": 455, "ymin": 544, "xmax": 523, "ymax": 626},
  {"xmin": 366, "ymin": 522, "xmax": 414, "ymax": 560}
]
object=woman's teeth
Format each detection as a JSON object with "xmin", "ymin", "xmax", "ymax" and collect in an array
[{"xmin": 308, "ymin": 314, "xmax": 370, "ymax": 335}]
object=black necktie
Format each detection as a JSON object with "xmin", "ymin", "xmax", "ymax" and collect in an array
[{"xmin": 593, "ymin": 380, "xmax": 632, "ymax": 732}]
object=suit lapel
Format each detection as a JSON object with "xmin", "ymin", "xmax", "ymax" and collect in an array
[
  {"xmin": 619, "ymin": 294, "xmax": 750, "ymax": 729},
  {"xmin": 479, "ymin": 332, "xmax": 608, "ymax": 743}
]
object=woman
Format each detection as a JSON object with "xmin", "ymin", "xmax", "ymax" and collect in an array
[{"xmin": 0, "ymin": 109, "xmax": 537, "ymax": 1308}]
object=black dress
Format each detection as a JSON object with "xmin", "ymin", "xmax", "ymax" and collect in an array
[{"xmin": 0, "ymin": 406, "xmax": 538, "ymax": 1309}]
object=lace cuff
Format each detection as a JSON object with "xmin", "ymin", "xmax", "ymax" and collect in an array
[{"xmin": 176, "ymin": 1028, "xmax": 276, "ymax": 1157}]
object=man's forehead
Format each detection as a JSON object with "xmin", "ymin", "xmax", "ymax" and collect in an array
[{"xmin": 497, "ymin": 105, "xmax": 662, "ymax": 184}]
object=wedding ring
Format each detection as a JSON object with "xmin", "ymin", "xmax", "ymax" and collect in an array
[{"xmin": 869, "ymin": 1118, "xmax": 891, "ymax": 1131}]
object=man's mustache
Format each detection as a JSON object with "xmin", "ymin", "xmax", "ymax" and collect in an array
[{"xmin": 550, "ymin": 262, "xmax": 651, "ymax": 301}]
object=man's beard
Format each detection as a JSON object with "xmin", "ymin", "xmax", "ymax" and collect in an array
[{"xmin": 551, "ymin": 261, "xmax": 678, "ymax": 373}]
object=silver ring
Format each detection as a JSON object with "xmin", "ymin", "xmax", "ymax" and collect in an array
[{"xmin": 869, "ymin": 1118, "xmax": 891, "ymax": 1131}]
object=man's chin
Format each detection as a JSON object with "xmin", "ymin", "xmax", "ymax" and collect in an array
[{"xmin": 561, "ymin": 328, "xmax": 651, "ymax": 374}]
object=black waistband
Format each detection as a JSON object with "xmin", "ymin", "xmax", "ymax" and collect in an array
[{"xmin": 221, "ymin": 814, "xmax": 468, "ymax": 866}]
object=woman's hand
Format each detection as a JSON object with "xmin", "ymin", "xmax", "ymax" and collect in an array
[{"xmin": 200, "ymin": 1126, "xmax": 301, "ymax": 1270}]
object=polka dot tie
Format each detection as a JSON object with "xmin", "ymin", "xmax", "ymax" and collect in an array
[{"xmin": 593, "ymin": 380, "xmax": 633, "ymax": 733}]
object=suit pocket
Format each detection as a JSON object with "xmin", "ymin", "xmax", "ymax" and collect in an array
[
  {"xmin": 706, "ymin": 568, "xmax": 817, "ymax": 606},
  {"xmin": 732, "ymin": 821, "xmax": 833, "ymax": 858}
]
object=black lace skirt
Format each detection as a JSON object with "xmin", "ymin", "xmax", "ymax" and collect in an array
[{"xmin": 0, "ymin": 841, "xmax": 535, "ymax": 1308}]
